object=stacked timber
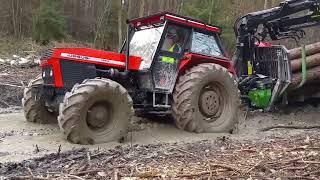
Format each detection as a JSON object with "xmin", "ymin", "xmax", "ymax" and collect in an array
[
  {"xmin": 288, "ymin": 42, "xmax": 320, "ymax": 89},
  {"xmin": 285, "ymin": 42, "xmax": 320, "ymax": 101}
]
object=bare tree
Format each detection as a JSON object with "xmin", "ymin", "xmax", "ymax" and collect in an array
[
  {"xmin": 139, "ymin": 0, "xmax": 145, "ymax": 17},
  {"xmin": 264, "ymin": 0, "xmax": 269, "ymax": 9},
  {"xmin": 178, "ymin": 0, "xmax": 184, "ymax": 14},
  {"xmin": 118, "ymin": 0, "xmax": 123, "ymax": 49}
]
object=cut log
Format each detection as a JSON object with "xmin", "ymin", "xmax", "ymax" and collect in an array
[
  {"xmin": 288, "ymin": 42, "xmax": 320, "ymax": 60},
  {"xmin": 291, "ymin": 53, "xmax": 320, "ymax": 72},
  {"xmin": 288, "ymin": 82, "xmax": 320, "ymax": 102},
  {"xmin": 290, "ymin": 66, "xmax": 320, "ymax": 89}
]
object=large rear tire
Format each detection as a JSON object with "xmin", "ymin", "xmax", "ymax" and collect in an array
[
  {"xmin": 172, "ymin": 63, "xmax": 240, "ymax": 133},
  {"xmin": 22, "ymin": 76, "xmax": 57, "ymax": 124},
  {"xmin": 58, "ymin": 78, "xmax": 134, "ymax": 145}
]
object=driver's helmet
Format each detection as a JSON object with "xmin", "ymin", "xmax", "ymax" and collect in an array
[{"xmin": 166, "ymin": 28, "xmax": 178, "ymax": 39}]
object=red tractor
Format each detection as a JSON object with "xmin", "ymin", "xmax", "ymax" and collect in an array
[{"xmin": 22, "ymin": 12, "xmax": 240, "ymax": 144}]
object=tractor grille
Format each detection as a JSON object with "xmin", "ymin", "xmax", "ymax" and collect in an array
[
  {"xmin": 60, "ymin": 59, "xmax": 96, "ymax": 88},
  {"xmin": 41, "ymin": 49, "xmax": 54, "ymax": 60}
]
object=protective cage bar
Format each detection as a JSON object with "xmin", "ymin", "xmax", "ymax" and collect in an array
[{"xmin": 254, "ymin": 45, "xmax": 292, "ymax": 110}]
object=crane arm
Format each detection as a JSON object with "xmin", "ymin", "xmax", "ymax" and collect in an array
[
  {"xmin": 234, "ymin": 0, "xmax": 320, "ymax": 110},
  {"xmin": 234, "ymin": 0, "xmax": 320, "ymax": 76}
]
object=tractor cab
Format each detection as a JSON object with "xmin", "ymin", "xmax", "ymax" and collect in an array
[{"xmin": 125, "ymin": 12, "xmax": 227, "ymax": 93}]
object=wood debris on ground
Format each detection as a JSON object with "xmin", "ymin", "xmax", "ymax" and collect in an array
[{"xmin": 1, "ymin": 134, "xmax": 320, "ymax": 179}]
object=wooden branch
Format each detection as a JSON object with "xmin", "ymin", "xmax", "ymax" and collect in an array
[
  {"xmin": 282, "ymin": 165, "xmax": 309, "ymax": 170},
  {"xmin": 131, "ymin": 173, "xmax": 160, "ymax": 178},
  {"xmin": 114, "ymin": 168, "xmax": 119, "ymax": 180},
  {"xmin": 261, "ymin": 125, "xmax": 320, "ymax": 131},
  {"xmin": 72, "ymin": 169, "xmax": 102, "ymax": 176},
  {"xmin": 0, "ymin": 82, "xmax": 23, "ymax": 88},
  {"xmin": 210, "ymin": 163, "xmax": 242, "ymax": 172},
  {"xmin": 297, "ymin": 161, "xmax": 320, "ymax": 164},
  {"xmin": 65, "ymin": 174, "xmax": 85, "ymax": 180},
  {"xmin": 10, "ymin": 176, "xmax": 48, "ymax": 180},
  {"xmin": 244, "ymin": 161, "xmax": 262, "ymax": 174},
  {"xmin": 267, "ymin": 154, "xmax": 315, "ymax": 165},
  {"xmin": 284, "ymin": 154, "xmax": 315, "ymax": 164},
  {"xmin": 303, "ymin": 170, "xmax": 320, "ymax": 176},
  {"xmin": 176, "ymin": 170, "xmax": 226, "ymax": 178},
  {"xmin": 288, "ymin": 146, "xmax": 320, "ymax": 151},
  {"xmin": 279, "ymin": 176, "xmax": 315, "ymax": 180},
  {"xmin": 27, "ymin": 167, "xmax": 34, "ymax": 177},
  {"xmin": 0, "ymin": 100, "xmax": 10, "ymax": 107}
]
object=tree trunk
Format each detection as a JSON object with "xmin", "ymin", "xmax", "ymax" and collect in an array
[
  {"xmin": 291, "ymin": 53, "xmax": 320, "ymax": 72},
  {"xmin": 288, "ymin": 42, "xmax": 320, "ymax": 60},
  {"xmin": 118, "ymin": 0, "xmax": 123, "ymax": 50},
  {"xmin": 11, "ymin": 0, "xmax": 17, "ymax": 37},
  {"xmin": 139, "ymin": 0, "xmax": 145, "ymax": 17},
  {"xmin": 94, "ymin": 0, "xmax": 111, "ymax": 47},
  {"xmin": 290, "ymin": 66, "xmax": 320, "ymax": 89},
  {"xmin": 160, "ymin": 0, "xmax": 166, "ymax": 11},
  {"xmin": 288, "ymin": 81, "xmax": 320, "ymax": 102},
  {"xmin": 208, "ymin": 0, "xmax": 214, "ymax": 24},
  {"xmin": 264, "ymin": 0, "xmax": 269, "ymax": 9},
  {"xmin": 178, "ymin": 0, "xmax": 184, "ymax": 14}
]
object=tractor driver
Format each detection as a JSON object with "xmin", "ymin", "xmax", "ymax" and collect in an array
[{"xmin": 161, "ymin": 27, "xmax": 183, "ymax": 64}]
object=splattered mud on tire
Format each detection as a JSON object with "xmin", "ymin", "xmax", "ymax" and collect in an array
[{"xmin": 58, "ymin": 78, "xmax": 134, "ymax": 145}]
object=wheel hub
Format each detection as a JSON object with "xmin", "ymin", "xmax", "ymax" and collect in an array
[
  {"xmin": 87, "ymin": 104, "xmax": 110, "ymax": 129},
  {"xmin": 199, "ymin": 89, "xmax": 220, "ymax": 117}
]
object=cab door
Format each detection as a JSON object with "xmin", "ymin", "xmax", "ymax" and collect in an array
[{"xmin": 151, "ymin": 24, "xmax": 190, "ymax": 92}]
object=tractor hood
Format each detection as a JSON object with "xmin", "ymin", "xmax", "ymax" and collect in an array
[{"xmin": 40, "ymin": 47, "xmax": 142, "ymax": 71}]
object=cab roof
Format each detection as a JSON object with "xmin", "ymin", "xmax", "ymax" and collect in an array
[{"xmin": 129, "ymin": 12, "xmax": 221, "ymax": 33}]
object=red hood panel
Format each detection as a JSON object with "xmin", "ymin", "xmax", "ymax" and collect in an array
[{"xmin": 49, "ymin": 48, "xmax": 142, "ymax": 70}]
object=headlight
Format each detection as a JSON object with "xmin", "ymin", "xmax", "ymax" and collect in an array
[
  {"xmin": 42, "ymin": 71, "xmax": 46, "ymax": 78},
  {"xmin": 49, "ymin": 69, "xmax": 53, "ymax": 76}
]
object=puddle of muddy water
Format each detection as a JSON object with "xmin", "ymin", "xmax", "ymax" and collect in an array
[{"xmin": 1, "ymin": 105, "xmax": 320, "ymax": 163}]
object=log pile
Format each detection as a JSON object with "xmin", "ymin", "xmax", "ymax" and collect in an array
[
  {"xmin": 285, "ymin": 42, "xmax": 320, "ymax": 102},
  {"xmin": 288, "ymin": 42, "xmax": 320, "ymax": 89}
]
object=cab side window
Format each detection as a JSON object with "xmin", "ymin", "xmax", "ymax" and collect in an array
[
  {"xmin": 161, "ymin": 25, "xmax": 188, "ymax": 54},
  {"xmin": 191, "ymin": 31, "xmax": 223, "ymax": 57}
]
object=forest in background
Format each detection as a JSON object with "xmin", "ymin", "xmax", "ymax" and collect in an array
[{"xmin": 0, "ymin": 0, "xmax": 319, "ymax": 53}]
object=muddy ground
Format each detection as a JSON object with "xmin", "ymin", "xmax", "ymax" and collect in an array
[
  {"xmin": 1, "ymin": 65, "xmax": 320, "ymax": 179},
  {"xmin": 0, "ymin": 105, "xmax": 320, "ymax": 179},
  {"xmin": 0, "ymin": 64, "xmax": 39, "ymax": 112}
]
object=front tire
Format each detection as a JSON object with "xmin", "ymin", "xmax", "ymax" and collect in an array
[
  {"xmin": 58, "ymin": 78, "xmax": 134, "ymax": 145},
  {"xmin": 22, "ymin": 76, "xmax": 57, "ymax": 124},
  {"xmin": 172, "ymin": 63, "xmax": 240, "ymax": 133}
]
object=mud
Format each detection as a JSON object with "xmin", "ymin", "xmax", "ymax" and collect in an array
[
  {"xmin": 1, "ymin": 109, "xmax": 320, "ymax": 179},
  {"xmin": 1, "ymin": 62, "xmax": 320, "ymax": 178},
  {"xmin": 0, "ymin": 114, "xmax": 227, "ymax": 163},
  {"xmin": 0, "ymin": 104, "xmax": 319, "ymax": 162},
  {"xmin": 0, "ymin": 65, "xmax": 40, "ymax": 108}
]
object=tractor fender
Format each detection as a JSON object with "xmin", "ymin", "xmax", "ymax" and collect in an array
[{"xmin": 178, "ymin": 53, "xmax": 236, "ymax": 76}]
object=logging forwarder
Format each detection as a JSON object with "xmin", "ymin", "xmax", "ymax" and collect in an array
[{"xmin": 233, "ymin": 0, "xmax": 320, "ymax": 110}]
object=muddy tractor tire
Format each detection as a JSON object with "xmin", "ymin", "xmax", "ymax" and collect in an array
[
  {"xmin": 58, "ymin": 78, "xmax": 134, "ymax": 145},
  {"xmin": 172, "ymin": 63, "xmax": 240, "ymax": 133},
  {"xmin": 22, "ymin": 76, "xmax": 57, "ymax": 124}
]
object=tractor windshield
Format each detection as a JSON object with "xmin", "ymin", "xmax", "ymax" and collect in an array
[{"xmin": 130, "ymin": 26, "xmax": 164, "ymax": 70}]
